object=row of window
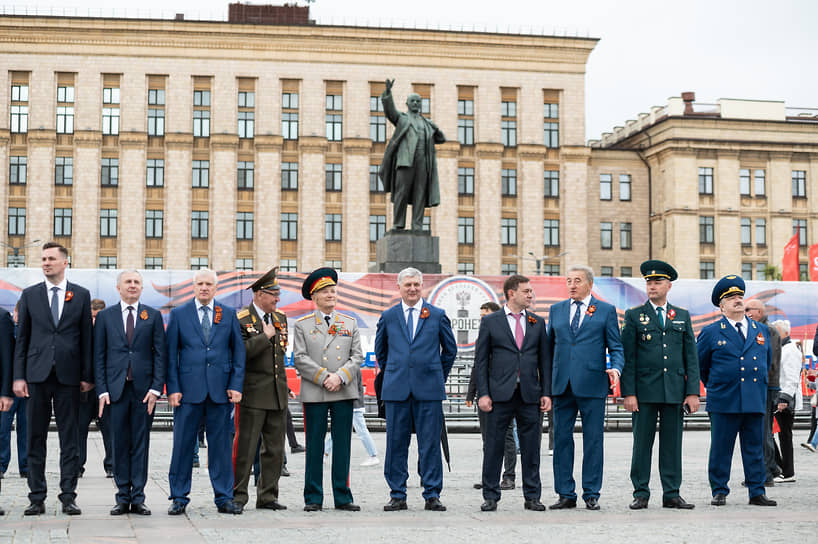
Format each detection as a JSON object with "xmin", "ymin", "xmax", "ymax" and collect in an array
[
  {"xmin": 454, "ymin": 217, "xmax": 561, "ymax": 247},
  {"xmin": 599, "ymin": 174, "xmax": 632, "ymax": 201},
  {"xmin": 700, "ymin": 216, "xmax": 808, "ymax": 246},
  {"xmin": 698, "ymin": 167, "xmax": 808, "ymax": 198}
]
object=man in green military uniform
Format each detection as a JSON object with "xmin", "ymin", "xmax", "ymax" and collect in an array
[
  {"xmin": 232, "ymin": 267, "xmax": 289, "ymax": 510},
  {"xmin": 621, "ymin": 260, "xmax": 700, "ymax": 510}
]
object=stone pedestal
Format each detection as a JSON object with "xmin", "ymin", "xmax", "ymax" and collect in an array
[{"xmin": 374, "ymin": 230, "xmax": 441, "ymax": 273}]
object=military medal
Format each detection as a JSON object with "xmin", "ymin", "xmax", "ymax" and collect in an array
[
  {"xmin": 639, "ymin": 313, "xmax": 649, "ymax": 324},
  {"xmin": 646, "ymin": 334, "xmax": 651, "ymax": 341}
]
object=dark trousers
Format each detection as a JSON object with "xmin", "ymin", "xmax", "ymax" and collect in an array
[
  {"xmin": 708, "ymin": 412, "xmax": 765, "ymax": 498},
  {"xmin": 233, "ymin": 404, "xmax": 286, "ymax": 507},
  {"xmin": 109, "ymin": 381, "xmax": 154, "ymax": 505},
  {"xmin": 303, "ymin": 400, "xmax": 354, "ymax": 507},
  {"xmin": 478, "ymin": 410, "xmax": 516, "ymax": 481},
  {"xmin": 384, "ymin": 397, "xmax": 443, "ymax": 501},
  {"xmin": 552, "ymin": 390, "xmax": 605, "ymax": 502},
  {"xmin": 0, "ymin": 396, "xmax": 27, "ymax": 474},
  {"xmin": 762, "ymin": 389, "xmax": 781, "ymax": 480},
  {"xmin": 78, "ymin": 390, "xmax": 113, "ymax": 474},
  {"xmin": 27, "ymin": 372, "xmax": 80, "ymax": 504},
  {"xmin": 393, "ymin": 156, "xmax": 428, "ymax": 231},
  {"xmin": 774, "ymin": 408, "xmax": 795, "ymax": 478},
  {"xmin": 286, "ymin": 408, "xmax": 300, "ymax": 448},
  {"xmin": 630, "ymin": 403, "xmax": 684, "ymax": 500},
  {"xmin": 481, "ymin": 388, "xmax": 542, "ymax": 502}
]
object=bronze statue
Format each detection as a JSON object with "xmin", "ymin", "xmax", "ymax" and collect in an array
[{"xmin": 378, "ymin": 79, "xmax": 445, "ymax": 232}]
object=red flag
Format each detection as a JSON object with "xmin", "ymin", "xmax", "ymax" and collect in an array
[
  {"xmin": 782, "ymin": 231, "xmax": 800, "ymax": 281},
  {"xmin": 809, "ymin": 244, "xmax": 818, "ymax": 281}
]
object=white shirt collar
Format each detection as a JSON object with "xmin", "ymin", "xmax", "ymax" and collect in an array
[
  {"xmin": 504, "ymin": 305, "xmax": 527, "ymax": 317},
  {"xmin": 402, "ymin": 299, "xmax": 424, "ymax": 314},
  {"xmin": 195, "ymin": 299, "xmax": 214, "ymax": 313},
  {"xmin": 252, "ymin": 302, "xmax": 267, "ymax": 320},
  {"xmin": 649, "ymin": 301, "xmax": 667, "ymax": 313},
  {"xmin": 45, "ymin": 277, "xmax": 67, "ymax": 292},
  {"xmin": 725, "ymin": 315, "xmax": 748, "ymax": 330},
  {"xmin": 120, "ymin": 300, "xmax": 139, "ymax": 312},
  {"xmin": 571, "ymin": 294, "xmax": 592, "ymax": 307}
]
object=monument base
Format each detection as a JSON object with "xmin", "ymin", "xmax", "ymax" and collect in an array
[{"xmin": 373, "ymin": 230, "xmax": 441, "ymax": 274}]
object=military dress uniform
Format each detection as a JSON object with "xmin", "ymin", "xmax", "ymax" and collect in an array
[
  {"xmin": 232, "ymin": 268, "xmax": 290, "ymax": 509},
  {"xmin": 620, "ymin": 261, "xmax": 699, "ymax": 507}
]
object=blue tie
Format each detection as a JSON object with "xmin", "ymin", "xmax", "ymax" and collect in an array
[
  {"xmin": 50, "ymin": 286, "xmax": 60, "ymax": 326},
  {"xmin": 656, "ymin": 307, "xmax": 664, "ymax": 329},
  {"xmin": 570, "ymin": 300, "xmax": 582, "ymax": 334},
  {"xmin": 201, "ymin": 306, "xmax": 211, "ymax": 343},
  {"xmin": 407, "ymin": 307, "xmax": 415, "ymax": 342}
]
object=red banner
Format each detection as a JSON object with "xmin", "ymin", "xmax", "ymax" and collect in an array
[
  {"xmin": 809, "ymin": 244, "xmax": 818, "ymax": 281},
  {"xmin": 782, "ymin": 231, "xmax": 800, "ymax": 281}
]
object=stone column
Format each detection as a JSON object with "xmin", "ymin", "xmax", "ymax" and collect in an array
[
  {"xmin": 26, "ymin": 130, "xmax": 56, "ymax": 267},
  {"xmin": 298, "ymin": 136, "xmax": 327, "ymax": 271},
  {"xmin": 475, "ymin": 143, "xmax": 503, "ymax": 274},
  {"xmin": 519, "ymin": 144, "xmax": 547, "ymax": 275},
  {"xmin": 164, "ymin": 134, "xmax": 193, "ymax": 269},
  {"xmin": 254, "ymin": 135, "xmax": 283, "ymax": 268},
  {"xmin": 436, "ymin": 142, "xmax": 460, "ymax": 274},
  {"xmin": 118, "ymin": 133, "xmax": 148, "ymax": 268},
  {"xmin": 210, "ymin": 134, "xmax": 239, "ymax": 271},
  {"xmin": 561, "ymin": 145, "xmax": 591, "ymax": 267},
  {"xmin": 72, "ymin": 131, "xmax": 102, "ymax": 268},
  {"xmin": 342, "ymin": 138, "xmax": 372, "ymax": 271}
]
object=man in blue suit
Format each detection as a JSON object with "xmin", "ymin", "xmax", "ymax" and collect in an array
[
  {"xmin": 375, "ymin": 267, "xmax": 457, "ymax": 512},
  {"xmin": 166, "ymin": 269, "xmax": 245, "ymax": 515},
  {"xmin": 697, "ymin": 275, "xmax": 777, "ymax": 507},
  {"xmin": 94, "ymin": 270, "xmax": 166, "ymax": 516},
  {"xmin": 0, "ymin": 306, "xmax": 15, "ymax": 515},
  {"xmin": 547, "ymin": 265, "xmax": 623, "ymax": 511},
  {"xmin": 475, "ymin": 275, "xmax": 551, "ymax": 512}
]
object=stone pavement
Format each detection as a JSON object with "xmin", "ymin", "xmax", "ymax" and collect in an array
[{"xmin": 0, "ymin": 427, "xmax": 815, "ymax": 543}]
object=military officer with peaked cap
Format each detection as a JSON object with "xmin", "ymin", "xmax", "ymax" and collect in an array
[
  {"xmin": 697, "ymin": 275, "xmax": 777, "ymax": 507},
  {"xmin": 233, "ymin": 267, "xmax": 290, "ymax": 511},
  {"xmin": 621, "ymin": 260, "xmax": 699, "ymax": 510},
  {"xmin": 293, "ymin": 268, "xmax": 362, "ymax": 512}
]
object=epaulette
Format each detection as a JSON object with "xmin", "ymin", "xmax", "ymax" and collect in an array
[
  {"xmin": 297, "ymin": 314, "xmax": 313, "ymax": 322},
  {"xmin": 336, "ymin": 312, "xmax": 354, "ymax": 321},
  {"xmin": 237, "ymin": 308, "xmax": 250, "ymax": 319},
  {"xmin": 274, "ymin": 310, "xmax": 287, "ymax": 319},
  {"xmin": 629, "ymin": 305, "xmax": 641, "ymax": 310}
]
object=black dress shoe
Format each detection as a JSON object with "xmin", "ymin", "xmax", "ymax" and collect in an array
[
  {"xmin": 303, "ymin": 503, "xmax": 322, "ymax": 512},
  {"xmin": 192, "ymin": 461, "xmax": 200, "ymax": 468},
  {"xmin": 20, "ymin": 471, "xmax": 28, "ymax": 478},
  {"xmin": 749, "ymin": 494, "xmax": 777, "ymax": 506},
  {"xmin": 424, "ymin": 497, "xmax": 447, "ymax": 511},
  {"xmin": 110, "ymin": 503, "xmax": 130, "ymax": 515},
  {"xmin": 281, "ymin": 466, "xmax": 290, "ymax": 477},
  {"xmin": 711, "ymin": 493, "xmax": 727, "ymax": 506},
  {"xmin": 480, "ymin": 499, "xmax": 497, "ymax": 511},
  {"xmin": 585, "ymin": 497, "xmax": 600, "ymax": 510},
  {"xmin": 291, "ymin": 445, "xmax": 306, "ymax": 454},
  {"xmin": 629, "ymin": 497, "xmax": 649, "ymax": 510},
  {"xmin": 549, "ymin": 497, "xmax": 577, "ymax": 510},
  {"xmin": 62, "ymin": 501, "xmax": 82, "ymax": 515},
  {"xmin": 131, "ymin": 503, "xmax": 151, "ymax": 515},
  {"xmin": 105, "ymin": 469, "xmax": 114, "ymax": 478},
  {"xmin": 0, "ymin": 506, "xmax": 5, "ymax": 516},
  {"xmin": 335, "ymin": 502, "xmax": 361, "ymax": 511},
  {"xmin": 500, "ymin": 479, "xmax": 516, "ymax": 490},
  {"xmin": 257, "ymin": 501, "xmax": 287, "ymax": 510},
  {"xmin": 663, "ymin": 497, "xmax": 694, "ymax": 509},
  {"xmin": 168, "ymin": 501, "xmax": 187, "ymax": 515},
  {"xmin": 217, "ymin": 501, "xmax": 243, "ymax": 514},
  {"xmin": 473, "ymin": 483, "xmax": 483, "ymax": 490},
  {"xmin": 524, "ymin": 499, "xmax": 546, "ymax": 511},
  {"xmin": 384, "ymin": 498, "xmax": 407, "ymax": 511},
  {"xmin": 24, "ymin": 502, "xmax": 45, "ymax": 515}
]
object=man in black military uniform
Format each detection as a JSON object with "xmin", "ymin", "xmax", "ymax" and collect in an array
[
  {"xmin": 232, "ymin": 267, "xmax": 289, "ymax": 510},
  {"xmin": 621, "ymin": 260, "xmax": 700, "ymax": 510}
]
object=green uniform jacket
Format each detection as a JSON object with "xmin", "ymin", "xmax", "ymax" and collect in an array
[
  {"xmin": 237, "ymin": 305, "xmax": 289, "ymax": 411},
  {"xmin": 621, "ymin": 301, "xmax": 700, "ymax": 403}
]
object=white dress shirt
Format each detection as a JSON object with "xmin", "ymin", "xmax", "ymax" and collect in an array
[
  {"xmin": 401, "ymin": 299, "xmax": 424, "ymax": 340},
  {"xmin": 45, "ymin": 277, "xmax": 68, "ymax": 319},
  {"xmin": 504, "ymin": 305, "xmax": 527, "ymax": 337},
  {"xmin": 568, "ymin": 294, "xmax": 593, "ymax": 329},
  {"xmin": 195, "ymin": 299, "xmax": 214, "ymax": 325}
]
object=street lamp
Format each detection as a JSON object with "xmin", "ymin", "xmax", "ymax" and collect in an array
[
  {"xmin": 0, "ymin": 239, "xmax": 42, "ymax": 267},
  {"xmin": 527, "ymin": 251, "xmax": 567, "ymax": 275}
]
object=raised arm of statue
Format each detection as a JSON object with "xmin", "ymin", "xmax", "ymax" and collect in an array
[{"xmin": 381, "ymin": 84, "xmax": 400, "ymax": 126}]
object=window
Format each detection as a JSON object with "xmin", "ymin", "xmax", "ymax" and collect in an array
[
  {"xmin": 145, "ymin": 210, "xmax": 163, "ymax": 238},
  {"xmin": 740, "ymin": 169, "xmax": 751, "ymax": 196},
  {"xmin": 56, "ymin": 86, "xmax": 74, "ymax": 134},
  {"xmin": 793, "ymin": 219, "xmax": 807, "ymax": 247},
  {"xmin": 282, "ymin": 92, "xmax": 299, "ymax": 109},
  {"xmin": 542, "ymin": 264, "xmax": 559, "ymax": 276},
  {"xmin": 144, "ymin": 257, "xmax": 163, "ymax": 270},
  {"xmin": 699, "ymin": 216, "xmax": 714, "ymax": 244},
  {"xmin": 236, "ymin": 212, "xmax": 254, "ymax": 240},
  {"xmin": 238, "ymin": 161, "xmax": 254, "ymax": 190},
  {"xmin": 500, "ymin": 218, "xmax": 517, "ymax": 245},
  {"xmin": 600, "ymin": 266, "xmax": 613, "ymax": 277},
  {"xmin": 370, "ymin": 96, "xmax": 386, "ymax": 143},
  {"xmin": 192, "ymin": 210, "xmax": 209, "ymax": 239},
  {"xmin": 420, "ymin": 97, "xmax": 430, "ymax": 114},
  {"xmin": 599, "ymin": 174, "xmax": 612, "ymax": 200},
  {"xmin": 282, "ymin": 162, "xmax": 298, "ymax": 190},
  {"xmin": 10, "ymin": 84, "xmax": 29, "ymax": 133},
  {"xmin": 457, "ymin": 99, "xmax": 474, "ymax": 115},
  {"xmin": 544, "ymin": 103, "xmax": 559, "ymax": 119},
  {"xmin": 501, "ymin": 101, "xmax": 517, "ymax": 118},
  {"xmin": 543, "ymin": 122, "xmax": 559, "ymax": 148},
  {"xmin": 236, "ymin": 258, "xmax": 254, "ymax": 271},
  {"xmin": 457, "ymin": 262, "xmax": 475, "ymax": 275},
  {"xmin": 325, "ymin": 213, "xmax": 342, "ymax": 241},
  {"xmin": 700, "ymin": 262, "xmax": 715, "ymax": 280},
  {"xmin": 55, "ymin": 157, "xmax": 73, "ymax": 186},
  {"xmin": 102, "ymin": 110, "xmax": 119, "ymax": 136},
  {"xmin": 190, "ymin": 257, "xmax": 209, "ymax": 270},
  {"xmin": 325, "ymin": 164, "xmax": 342, "ymax": 192},
  {"xmin": 501, "ymin": 169, "xmax": 517, "ymax": 196},
  {"xmin": 544, "ymin": 219, "xmax": 560, "ymax": 247},
  {"xmin": 742, "ymin": 263, "xmax": 753, "ymax": 280},
  {"xmin": 422, "ymin": 215, "xmax": 431, "ymax": 232},
  {"xmin": 792, "ymin": 170, "xmax": 806, "ymax": 197},
  {"xmin": 458, "ymin": 217, "xmax": 474, "ymax": 244},
  {"xmin": 755, "ymin": 218, "xmax": 766, "ymax": 245},
  {"xmin": 9, "ymin": 156, "xmax": 27, "ymax": 185},
  {"xmin": 6, "ymin": 255, "xmax": 24, "ymax": 268},
  {"xmin": 754, "ymin": 169, "xmax": 766, "ymax": 196},
  {"xmin": 100, "ymin": 209, "xmax": 117, "ymax": 237},
  {"xmin": 457, "ymin": 98, "xmax": 474, "ymax": 145},
  {"xmin": 54, "ymin": 208, "xmax": 72, "ymax": 236},
  {"xmin": 800, "ymin": 263, "xmax": 809, "ymax": 281},
  {"xmin": 369, "ymin": 164, "xmax": 384, "ymax": 192},
  {"xmin": 620, "ymin": 266, "xmax": 633, "ymax": 277},
  {"xmin": 148, "ymin": 89, "xmax": 165, "ymax": 105},
  {"xmin": 544, "ymin": 170, "xmax": 559, "ymax": 197},
  {"xmin": 57, "ymin": 85, "xmax": 74, "ymax": 103},
  {"xmin": 369, "ymin": 215, "xmax": 386, "ymax": 242},
  {"xmin": 99, "ymin": 256, "xmax": 117, "ymax": 269},
  {"xmin": 282, "ymin": 92, "xmax": 299, "ymax": 140},
  {"xmin": 501, "ymin": 100, "xmax": 517, "ymax": 147},
  {"xmin": 324, "ymin": 260, "xmax": 342, "ymax": 271},
  {"xmin": 325, "ymin": 94, "xmax": 343, "ymax": 141},
  {"xmin": 101, "ymin": 158, "xmax": 119, "ymax": 187},
  {"xmin": 281, "ymin": 213, "xmax": 298, "ymax": 240},
  {"xmin": 600, "ymin": 222, "xmax": 612, "ymax": 249},
  {"xmin": 756, "ymin": 263, "xmax": 767, "ymax": 280},
  {"xmin": 193, "ymin": 110, "xmax": 211, "ymax": 138},
  {"xmin": 501, "ymin": 263, "xmax": 518, "ymax": 275},
  {"xmin": 619, "ymin": 174, "xmax": 631, "ymax": 201},
  {"xmin": 238, "ymin": 91, "xmax": 254, "ymax": 139},
  {"xmin": 146, "ymin": 159, "xmax": 164, "ymax": 187},
  {"xmin": 740, "ymin": 218, "xmax": 751, "ymax": 245},
  {"xmin": 620, "ymin": 222, "xmax": 632, "ymax": 249},
  {"xmin": 193, "ymin": 89, "xmax": 210, "ymax": 107},
  {"xmin": 458, "ymin": 167, "xmax": 474, "ymax": 195},
  {"xmin": 698, "ymin": 167, "xmax": 713, "ymax": 195},
  {"xmin": 238, "ymin": 91, "xmax": 254, "ymax": 108},
  {"xmin": 8, "ymin": 207, "xmax": 25, "ymax": 236},
  {"xmin": 11, "ymin": 84, "xmax": 28, "ymax": 101},
  {"xmin": 103, "ymin": 87, "xmax": 120, "ymax": 104},
  {"xmin": 280, "ymin": 259, "xmax": 297, "ymax": 272},
  {"xmin": 147, "ymin": 88, "xmax": 165, "ymax": 136},
  {"xmin": 192, "ymin": 160, "xmax": 210, "ymax": 188}
]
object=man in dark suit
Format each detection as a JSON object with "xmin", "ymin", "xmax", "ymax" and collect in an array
[
  {"xmin": 547, "ymin": 265, "xmax": 623, "ymax": 511},
  {"xmin": 375, "ymin": 267, "xmax": 457, "ymax": 512},
  {"xmin": 474, "ymin": 275, "xmax": 551, "ymax": 512},
  {"xmin": 94, "ymin": 270, "xmax": 166, "ymax": 515},
  {"xmin": 621, "ymin": 260, "xmax": 699, "ymax": 510},
  {"xmin": 0, "ymin": 306, "xmax": 15, "ymax": 514},
  {"xmin": 697, "ymin": 275, "xmax": 776, "ymax": 507},
  {"xmin": 13, "ymin": 242, "xmax": 93, "ymax": 515},
  {"xmin": 0, "ymin": 301, "xmax": 25, "ymax": 482},
  {"xmin": 166, "ymin": 269, "xmax": 245, "ymax": 515}
]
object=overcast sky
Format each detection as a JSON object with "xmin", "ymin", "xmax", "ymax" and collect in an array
[{"xmin": 4, "ymin": 0, "xmax": 816, "ymax": 139}]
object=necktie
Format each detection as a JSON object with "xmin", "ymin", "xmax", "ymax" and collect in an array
[
  {"xmin": 126, "ymin": 306, "xmax": 135, "ymax": 380},
  {"xmin": 407, "ymin": 307, "xmax": 415, "ymax": 341},
  {"xmin": 656, "ymin": 307, "xmax": 664, "ymax": 329},
  {"xmin": 264, "ymin": 313, "xmax": 271, "ymax": 325},
  {"xmin": 512, "ymin": 313, "xmax": 524, "ymax": 350},
  {"xmin": 50, "ymin": 286, "xmax": 60, "ymax": 326},
  {"xmin": 736, "ymin": 322, "xmax": 745, "ymax": 341},
  {"xmin": 325, "ymin": 315, "xmax": 331, "ymax": 328},
  {"xmin": 570, "ymin": 300, "xmax": 582, "ymax": 334},
  {"xmin": 201, "ymin": 306, "xmax": 211, "ymax": 342}
]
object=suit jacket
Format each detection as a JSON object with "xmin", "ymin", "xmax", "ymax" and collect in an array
[
  {"xmin": 547, "ymin": 296, "xmax": 624, "ymax": 398},
  {"xmin": 293, "ymin": 310, "xmax": 362, "ymax": 403},
  {"xmin": 374, "ymin": 300, "xmax": 457, "ymax": 402},
  {"xmin": 620, "ymin": 301, "xmax": 699, "ymax": 403},
  {"xmin": 474, "ymin": 309, "xmax": 551, "ymax": 404},
  {"xmin": 13, "ymin": 281, "xmax": 93, "ymax": 385},
  {"xmin": 237, "ymin": 305, "xmax": 289, "ymax": 411},
  {"xmin": 0, "ymin": 308, "xmax": 14, "ymax": 397},
  {"xmin": 93, "ymin": 302, "xmax": 166, "ymax": 403},
  {"xmin": 165, "ymin": 299, "xmax": 245, "ymax": 404},
  {"xmin": 697, "ymin": 316, "xmax": 771, "ymax": 414}
]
